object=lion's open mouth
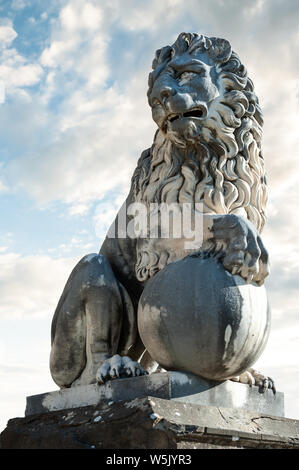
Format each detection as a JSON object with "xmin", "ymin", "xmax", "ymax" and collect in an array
[
  {"xmin": 168, "ymin": 109, "xmax": 204, "ymax": 123},
  {"xmin": 160, "ymin": 107, "xmax": 207, "ymax": 133}
]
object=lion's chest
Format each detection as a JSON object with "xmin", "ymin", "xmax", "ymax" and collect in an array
[{"xmin": 135, "ymin": 237, "xmax": 198, "ymax": 282}]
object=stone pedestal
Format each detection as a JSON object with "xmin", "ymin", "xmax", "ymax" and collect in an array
[
  {"xmin": 1, "ymin": 396, "xmax": 299, "ymax": 449},
  {"xmin": 25, "ymin": 372, "xmax": 284, "ymax": 417},
  {"xmin": 1, "ymin": 372, "xmax": 296, "ymax": 449}
]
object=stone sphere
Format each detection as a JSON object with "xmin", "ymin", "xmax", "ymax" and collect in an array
[{"xmin": 138, "ymin": 256, "xmax": 270, "ymax": 381}]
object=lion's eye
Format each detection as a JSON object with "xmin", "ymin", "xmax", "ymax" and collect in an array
[
  {"xmin": 177, "ymin": 71, "xmax": 201, "ymax": 86},
  {"xmin": 165, "ymin": 65, "xmax": 175, "ymax": 76},
  {"xmin": 151, "ymin": 98, "xmax": 161, "ymax": 107}
]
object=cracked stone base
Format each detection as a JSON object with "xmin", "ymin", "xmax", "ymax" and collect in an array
[{"xmin": 0, "ymin": 397, "xmax": 298, "ymax": 449}]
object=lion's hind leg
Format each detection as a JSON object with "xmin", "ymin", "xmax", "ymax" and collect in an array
[
  {"xmin": 50, "ymin": 253, "xmax": 135, "ymax": 388},
  {"xmin": 50, "ymin": 276, "xmax": 87, "ymax": 388}
]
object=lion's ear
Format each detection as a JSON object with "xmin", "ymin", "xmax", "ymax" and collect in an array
[
  {"xmin": 152, "ymin": 45, "xmax": 172, "ymax": 69},
  {"xmin": 208, "ymin": 37, "xmax": 232, "ymax": 63}
]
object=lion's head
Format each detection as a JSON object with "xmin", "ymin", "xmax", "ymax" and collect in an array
[{"xmin": 133, "ymin": 32, "xmax": 267, "ymax": 233}]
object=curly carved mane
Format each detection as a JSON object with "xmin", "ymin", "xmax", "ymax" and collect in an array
[{"xmin": 132, "ymin": 33, "xmax": 267, "ymax": 234}]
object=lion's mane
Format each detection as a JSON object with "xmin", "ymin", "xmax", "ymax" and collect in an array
[
  {"xmin": 133, "ymin": 33, "xmax": 267, "ymax": 230},
  {"xmin": 131, "ymin": 33, "xmax": 267, "ymax": 281}
]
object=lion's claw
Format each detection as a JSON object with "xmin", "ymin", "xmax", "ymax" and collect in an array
[
  {"xmin": 231, "ymin": 368, "xmax": 276, "ymax": 394},
  {"xmin": 96, "ymin": 354, "xmax": 148, "ymax": 384},
  {"xmin": 252, "ymin": 369, "xmax": 276, "ymax": 394}
]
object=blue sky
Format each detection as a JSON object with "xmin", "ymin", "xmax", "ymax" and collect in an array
[{"xmin": 1, "ymin": 0, "xmax": 299, "ymax": 431}]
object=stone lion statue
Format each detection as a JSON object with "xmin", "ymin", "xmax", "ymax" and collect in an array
[{"xmin": 50, "ymin": 33, "xmax": 274, "ymax": 392}]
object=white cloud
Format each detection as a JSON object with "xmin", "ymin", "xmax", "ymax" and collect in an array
[
  {"xmin": 4, "ymin": 0, "xmax": 299, "ymax": 213},
  {"xmin": 48, "ymin": 233, "xmax": 99, "ymax": 255},
  {"xmin": 68, "ymin": 202, "xmax": 91, "ymax": 216},
  {"xmin": 0, "ymin": 63, "xmax": 43, "ymax": 88},
  {"xmin": 6, "ymin": 4, "xmax": 155, "ymax": 205},
  {"xmin": 116, "ymin": 0, "xmax": 184, "ymax": 32},
  {"xmin": 0, "ymin": 252, "xmax": 78, "ymax": 318},
  {"xmin": 40, "ymin": 12, "xmax": 48, "ymax": 21},
  {"xmin": 11, "ymin": 0, "xmax": 28, "ymax": 10},
  {"xmin": 0, "ymin": 21, "xmax": 44, "ymax": 98},
  {"xmin": 0, "ymin": 25, "xmax": 17, "ymax": 47},
  {"xmin": 40, "ymin": 38, "xmax": 77, "ymax": 68},
  {"xmin": 40, "ymin": 2, "xmax": 106, "ymax": 84},
  {"xmin": 60, "ymin": 2, "xmax": 102, "ymax": 31}
]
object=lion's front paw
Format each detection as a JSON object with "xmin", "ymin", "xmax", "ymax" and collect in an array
[
  {"xmin": 231, "ymin": 368, "xmax": 276, "ymax": 394},
  {"xmin": 96, "ymin": 354, "xmax": 148, "ymax": 384},
  {"xmin": 211, "ymin": 214, "xmax": 269, "ymax": 285},
  {"xmin": 249, "ymin": 368, "xmax": 276, "ymax": 394}
]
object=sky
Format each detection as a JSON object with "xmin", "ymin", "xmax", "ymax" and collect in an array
[{"xmin": 0, "ymin": 0, "xmax": 299, "ymax": 432}]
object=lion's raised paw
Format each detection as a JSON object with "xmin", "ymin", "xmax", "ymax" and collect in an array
[{"xmin": 96, "ymin": 354, "xmax": 148, "ymax": 384}]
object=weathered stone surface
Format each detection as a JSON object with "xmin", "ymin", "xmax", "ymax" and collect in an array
[
  {"xmin": 50, "ymin": 33, "xmax": 272, "ymax": 391},
  {"xmin": 25, "ymin": 372, "xmax": 284, "ymax": 418},
  {"xmin": 1, "ymin": 397, "xmax": 298, "ymax": 449}
]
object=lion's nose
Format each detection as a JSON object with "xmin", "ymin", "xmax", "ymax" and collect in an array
[
  {"xmin": 161, "ymin": 86, "xmax": 174, "ymax": 98},
  {"xmin": 159, "ymin": 85, "xmax": 176, "ymax": 102}
]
